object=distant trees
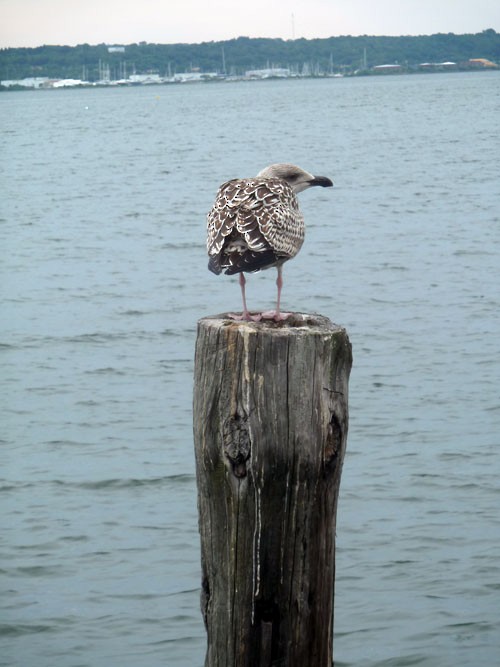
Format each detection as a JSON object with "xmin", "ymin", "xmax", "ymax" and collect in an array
[{"xmin": 1, "ymin": 30, "xmax": 499, "ymax": 82}]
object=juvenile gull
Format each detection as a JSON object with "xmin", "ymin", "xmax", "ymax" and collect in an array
[{"xmin": 207, "ymin": 163, "xmax": 333, "ymax": 321}]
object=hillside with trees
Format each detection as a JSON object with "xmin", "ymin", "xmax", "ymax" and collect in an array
[{"xmin": 1, "ymin": 30, "xmax": 499, "ymax": 82}]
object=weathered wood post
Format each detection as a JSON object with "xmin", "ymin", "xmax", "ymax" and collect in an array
[{"xmin": 193, "ymin": 313, "xmax": 352, "ymax": 667}]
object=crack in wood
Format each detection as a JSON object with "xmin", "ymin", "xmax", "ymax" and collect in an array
[
  {"xmin": 324, "ymin": 413, "xmax": 342, "ymax": 472},
  {"xmin": 223, "ymin": 413, "xmax": 251, "ymax": 478}
]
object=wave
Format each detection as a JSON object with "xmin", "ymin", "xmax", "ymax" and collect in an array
[{"xmin": 52, "ymin": 474, "xmax": 195, "ymax": 490}]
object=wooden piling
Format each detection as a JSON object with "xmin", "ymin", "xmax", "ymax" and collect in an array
[{"xmin": 193, "ymin": 313, "xmax": 352, "ymax": 667}]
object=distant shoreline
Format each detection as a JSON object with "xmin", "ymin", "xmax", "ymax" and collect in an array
[
  {"xmin": 1, "ymin": 66, "xmax": 499, "ymax": 92},
  {"xmin": 2, "ymin": 30, "xmax": 499, "ymax": 89}
]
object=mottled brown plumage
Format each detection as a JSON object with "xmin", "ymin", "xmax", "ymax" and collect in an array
[
  {"xmin": 207, "ymin": 176, "xmax": 304, "ymax": 276},
  {"xmin": 207, "ymin": 163, "xmax": 333, "ymax": 320}
]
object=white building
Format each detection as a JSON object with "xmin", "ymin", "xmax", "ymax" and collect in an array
[
  {"xmin": 245, "ymin": 68, "xmax": 291, "ymax": 79},
  {"xmin": 51, "ymin": 79, "xmax": 86, "ymax": 88},
  {"xmin": 170, "ymin": 72, "xmax": 220, "ymax": 83},
  {"xmin": 128, "ymin": 73, "xmax": 163, "ymax": 84},
  {"xmin": 1, "ymin": 77, "xmax": 49, "ymax": 88}
]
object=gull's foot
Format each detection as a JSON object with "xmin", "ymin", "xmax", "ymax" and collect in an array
[
  {"xmin": 261, "ymin": 310, "xmax": 292, "ymax": 322},
  {"xmin": 227, "ymin": 312, "xmax": 263, "ymax": 322}
]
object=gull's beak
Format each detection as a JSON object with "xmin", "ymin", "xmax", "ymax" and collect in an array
[{"xmin": 308, "ymin": 175, "xmax": 334, "ymax": 188}]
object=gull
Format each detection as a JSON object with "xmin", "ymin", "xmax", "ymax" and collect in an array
[{"xmin": 206, "ymin": 163, "xmax": 333, "ymax": 321}]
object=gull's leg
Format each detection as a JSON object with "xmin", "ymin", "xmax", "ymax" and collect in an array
[
  {"xmin": 228, "ymin": 272, "xmax": 261, "ymax": 321},
  {"xmin": 262, "ymin": 266, "xmax": 291, "ymax": 321},
  {"xmin": 240, "ymin": 272, "xmax": 250, "ymax": 319},
  {"xmin": 275, "ymin": 264, "xmax": 283, "ymax": 317}
]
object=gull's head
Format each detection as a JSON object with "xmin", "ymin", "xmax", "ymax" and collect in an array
[{"xmin": 257, "ymin": 163, "xmax": 333, "ymax": 194}]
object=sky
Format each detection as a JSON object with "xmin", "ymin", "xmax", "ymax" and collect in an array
[{"xmin": 1, "ymin": 0, "xmax": 499, "ymax": 48}]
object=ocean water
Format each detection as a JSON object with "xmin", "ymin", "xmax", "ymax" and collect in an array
[{"xmin": 1, "ymin": 71, "xmax": 500, "ymax": 666}]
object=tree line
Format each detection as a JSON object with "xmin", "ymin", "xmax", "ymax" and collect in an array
[{"xmin": 1, "ymin": 30, "xmax": 499, "ymax": 81}]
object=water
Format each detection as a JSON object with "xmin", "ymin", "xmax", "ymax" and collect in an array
[{"xmin": 1, "ymin": 72, "xmax": 499, "ymax": 666}]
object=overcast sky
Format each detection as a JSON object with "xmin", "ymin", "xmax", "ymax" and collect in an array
[{"xmin": 1, "ymin": 0, "xmax": 499, "ymax": 48}]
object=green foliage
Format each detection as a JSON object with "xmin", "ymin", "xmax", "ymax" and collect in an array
[{"xmin": 1, "ymin": 30, "xmax": 499, "ymax": 81}]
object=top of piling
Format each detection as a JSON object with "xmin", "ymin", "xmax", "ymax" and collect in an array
[{"xmin": 198, "ymin": 312, "xmax": 348, "ymax": 337}]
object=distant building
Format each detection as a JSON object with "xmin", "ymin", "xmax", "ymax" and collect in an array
[
  {"xmin": 372, "ymin": 64, "xmax": 402, "ymax": 73},
  {"xmin": 1, "ymin": 77, "xmax": 49, "ymax": 88},
  {"xmin": 170, "ymin": 72, "xmax": 220, "ymax": 83},
  {"xmin": 467, "ymin": 58, "xmax": 498, "ymax": 68},
  {"xmin": 419, "ymin": 61, "xmax": 457, "ymax": 70},
  {"xmin": 108, "ymin": 46, "xmax": 125, "ymax": 53},
  {"xmin": 245, "ymin": 68, "xmax": 291, "ymax": 79},
  {"xmin": 51, "ymin": 79, "xmax": 86, "ymax": 88},
  {"xmin": 129, "ymin": 73, "xmax": 163, "ymax": 84}
]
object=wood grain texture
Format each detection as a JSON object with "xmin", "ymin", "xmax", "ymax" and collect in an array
[{"xmin": 193, "ymin": 313, "xmax": 352, "ymax": 667}]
